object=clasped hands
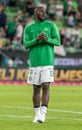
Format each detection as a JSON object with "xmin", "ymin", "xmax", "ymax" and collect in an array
[{"xmin": 36, "ymin": 32, "xmax": 48, "ymax": 41}]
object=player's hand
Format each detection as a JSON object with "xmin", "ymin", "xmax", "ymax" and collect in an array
[
  {"xmin": 36, "ymin": 35, "xmax": 42, "ymax": 41},
  {"xmin": 36, "ymin": 32, "xmax": 48, "ymax": 41},
  {"xmin": 40, "ymin": 32, "xmax": 48, "ymax": 41}
]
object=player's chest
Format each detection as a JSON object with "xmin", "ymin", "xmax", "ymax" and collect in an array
[{"xmin": 30, "ymin": 25, "xmax": 50, "ymax": 37}]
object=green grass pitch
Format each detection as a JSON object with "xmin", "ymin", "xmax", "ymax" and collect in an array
[{"xmin": 0, "ymin": 85, "xmax": 82, "ymax": 130}]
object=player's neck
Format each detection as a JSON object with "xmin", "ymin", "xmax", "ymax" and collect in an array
[
  {"xmin": 36, "ymin": 19, "xmax": 45, "ymax": 22},
  {"xmin": 36, "ymin": 16, "xmax": 45, "ymax": 22}
]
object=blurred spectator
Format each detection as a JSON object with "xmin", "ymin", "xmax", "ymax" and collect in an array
[
  {"xmin": 4, "ymin": 38, "xmax": 11, "ymax": 49},
  {"xmin": 9, "ymin": 0, "xmax": 18, "ymax": 7},
  {"xmin": 0, "ymin": 0, "xmax": 9, "ymax": 6},
  {"xmin": 0, "ymin": 5, "xmax": 7, "ymax": 29},
  {"xmin": 72, "ymin": 0, "xmax": 78, "ymax": 10},
  {"xmin": 80, "ymin": 38, "xmax": 82, "ymax": 49},
  {"xmin": 78, "ymin": 14, "xmax": 82, "ymax": 28},
  {"xmin": 0, "ymin": 27, "xmax": 7, "ymax": 48},
  {"xmin": 71, "ymin": 25, "xmax": 80, "ymax": 48},
  {"xmin": 16, "ymin": 19, "xmax": 23, "ymax": 43},
  {"xmin": 68, "ymin": 14, "xmax": 75, "ymax": 27},
  {"xmin": 17, "ymin": 10, "xmax": 23, "ymax": 21},
  {"xmin": 11, "ymin": 36, "xmax": 23, "ymax": 50},
  {"xmin": 0, "ymin": 34, "xmax": 4, "ymax": 48},
  {"xmin": 60, "ymin": 26, "xmax": 71, "ymax": 46},
  {"xmin": 24, "ymin": 0, "xmax": 35, "ymax": 16},
  {"xmin": 0, "ymin": 53, "xmax": 2, "ymax": 66},
  {"xmin": 68, "ymin": 0, "xmax": 73, "ymax": 7},
  {"xmin": 47, "ymin": 0, "xmax": 56, "ymax": 20},
  {"xmin": 59, "ymin": 29, "xmax": 66, "ymax": 46},
  {"xmin": 26, "ymin": 15, "xmax": 34, "ymax": 26},
  {"xmin": 67, "ymin": 6, "xmax": 77, "ymax": 18},
  {"xmin": 55, "ymin": 0, "xmax": 64, "ymax": 21},
  {"xmin": 0, "ymin": 27, "xmax": 6, "ymax": 37},
  {"xmin": 62, "ymin": 0, "xmax": 68, "ymax": 16},
  {"xmin": 6, "ymin": 17, "xmax": 16, "ymax": 41},
  {"xmin": 13, "ymin": 16, "xmax": 18, "ymax": 26},
  {"xmin": 78, "ymin": 0, "xmax": 82, "ymax": 14}
]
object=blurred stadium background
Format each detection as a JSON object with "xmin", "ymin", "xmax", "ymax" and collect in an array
[
  {"xmin": 0, "ymin": 0, "xmax": 82, "ymax": 84},
  {"xmin": 0, "ymin": 1, "xmax": 82, "ymax": 130}
]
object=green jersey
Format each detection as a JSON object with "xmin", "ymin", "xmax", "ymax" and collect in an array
[{"xmin": 23, "ymin": 20, "xmax": 60, "ymax": 67}]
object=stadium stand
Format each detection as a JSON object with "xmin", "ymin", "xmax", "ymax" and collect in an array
[{"xmin": 0, "ymin": 0, "xmax": 82, "ymax": 52}]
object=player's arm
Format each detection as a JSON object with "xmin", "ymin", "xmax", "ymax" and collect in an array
[
  {"xmin": 46, "ymin": 24, "xmax": 60, "ymax": 46},
  {"xmin": 23, "ymin": 26, "xmax": 37, "ymax": 49}
]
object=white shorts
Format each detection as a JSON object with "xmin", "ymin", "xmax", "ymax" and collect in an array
[{"xmin": 27, "ymin": 66, "xmax": 54, "ymax": 85}]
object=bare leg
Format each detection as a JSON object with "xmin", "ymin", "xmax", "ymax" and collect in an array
[
  {"xmin": 33, "ymin": 85, "xmax": 42, "ymax": 123},
  {"xmin": 35, "ymin": 82, "xmax": 50, "ymax": 123},
  {"xmin": 41, "ymin": 82, "xmax": 50, "ymax": 106},
  {"xmin": 33, "ymin": 84, "xmax": 41, "ymax": 107}
]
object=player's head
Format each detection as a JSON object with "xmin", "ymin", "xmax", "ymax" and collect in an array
[{"xmin": 34, "ymin": 5, "xmax": 46, "ymax": 21}]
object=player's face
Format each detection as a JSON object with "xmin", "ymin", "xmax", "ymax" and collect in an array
[{"xmin": 35, "ymin": 7, "xmax": 46, "ymax": 21}]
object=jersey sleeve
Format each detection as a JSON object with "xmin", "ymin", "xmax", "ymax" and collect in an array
[
  {"xmin": 47, "ymin": 23, "xmax": 61, "ymax": 46},
  {"xmin": 23, "ymin": 26, "xmax": 37, "ymax": 49}
]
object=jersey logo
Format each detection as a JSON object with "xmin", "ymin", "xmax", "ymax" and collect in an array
[{"xmin": 44, "ymin": 28, "xmax": 48, "ymax": 32}]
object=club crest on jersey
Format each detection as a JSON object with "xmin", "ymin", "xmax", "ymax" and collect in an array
[{"xmin": 44, "ymin": 28, "xmax": 48, "ymax": 32}]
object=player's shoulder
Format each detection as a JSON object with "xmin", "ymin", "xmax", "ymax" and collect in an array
[
  {"xmin": 45, "ymin": 20, "xmax": 57, "ymax": 28},
  {"xmin": 24, "ymin": 22, "xmax": 35, "ymax": 30},
  {"xmin": 45, "ymin": 20, "xmax": 53, "ymax": 25}
]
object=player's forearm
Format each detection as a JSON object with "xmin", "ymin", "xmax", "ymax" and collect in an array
[
  {"xmin": 46, "ymin": 37, "xmax": 60, "ymax": 46},
  {"xmin": 24, "ymin": 39, "xmax": 37, "ymax": 49}
]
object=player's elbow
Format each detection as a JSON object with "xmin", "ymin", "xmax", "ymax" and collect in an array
[
  {"xmin": 57, "ymin": 42, "xmax": 61, "ymax": 46},
  {"xmin": 55, "ymin": 39, "xmax": 61, "ymax": 46},
  {"xmin": 23, "ymin": 41, "xmax": 28, "ymax": 49}
]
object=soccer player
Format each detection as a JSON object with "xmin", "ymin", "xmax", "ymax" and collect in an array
[{"xmin": 23, "ymin": 5, "xmax": 60, "ymax": 123}]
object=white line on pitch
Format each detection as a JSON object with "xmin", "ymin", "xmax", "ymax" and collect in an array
[
  {"xmin": 0, "ymin": 115, "xmax": 82, "ymax": 121},
  {"xmin": 0, "ymin": 115, "xmax": 32, "ymax": 118},
  {"xmin": 48, "ymin": 109, "xmax": 82, "ymax": 114},
  {"xmin": 0, "ymin": 106, "xmax": 82, "ymax": 115}
]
